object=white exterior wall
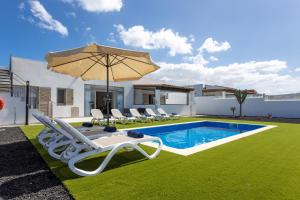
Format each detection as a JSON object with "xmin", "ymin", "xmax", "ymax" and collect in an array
[
  {"xmin": 0, "ymin": 56, "xmax": 194, "ymax": 125},
  {"xmin": 132, "ymin": 90, "xmax": 195, "ymax": 116},
  {"xmin": 8, "ymin": 57, "xmax": 135, "ymax": 122},
  {"xmin": 12, "ymin": 57, "xmax": 86, "ymax": 118},
  {"xmin": 195, "ymin": 96, "xmax": 300, "ymax": 118}
]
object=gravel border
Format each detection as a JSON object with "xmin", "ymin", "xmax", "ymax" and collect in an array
[{"xmin": 0, "ymin": 127, "xmax": 73, "ymax": 200}]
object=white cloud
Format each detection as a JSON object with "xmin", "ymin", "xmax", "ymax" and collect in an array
[
  {"xmin": 107, "ymin": 32, "xmax": 117, "ymax": 43},
  {"xmin": 185, "ymin": 54, "xmax": 209, "ymax": 65},
  {"xmin": 115, "ymin": 24, "xmax": 193, "ymax": 56},
  {"xmin": 18, "ymin": 2, "xmax": 25, "ymax": 10},
  {"xmin": 199, "ymin": 37, "xmax": 231, "ymax": 53},
  {"xmin": 295, "ymin": 68, "xmax": 300, "ymax": 72},
  {"xmin": 61, "ymin": 0, "xmax": 123, "ymax": 13},
  {"xmin": 149, "ymin": 60, "xmax": 300, "ymax": 94},
  {"xmin": 85, "ymin": 26, "xmax": 91, "ymax": 31},
  {"xmin": 209, "ymin": 56, "xmax": 219, "ymax": 62},
  {"xmin": 66, "ymin": 12, "xmax": 77, "ymax": 18},
  {"xmin": 28, "ymin": 0, "xmax": 68, "ymax": 37},
  {"xmin": 187, "ymin": 37, "xmax": 230, "ymax": 64}
]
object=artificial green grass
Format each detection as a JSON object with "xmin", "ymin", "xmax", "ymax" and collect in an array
[{"xmin": 21, "ymin": 117, "xmax": 300, "ymax": 200}]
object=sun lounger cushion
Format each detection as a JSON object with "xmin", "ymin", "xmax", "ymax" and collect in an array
[
  {"xmin": 104, "ymin": 126, "xmax": 117, "ymax": 132},
  {"xmin": 127, "ymin": 131, "xmax": 144, "ymax": 138}
]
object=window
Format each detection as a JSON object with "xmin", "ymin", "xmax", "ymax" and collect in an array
[
  {"xmin": 160, "ymin": 90, "xmax": 188, "ymax": 105},
  {"xmin": 13, "ymin": 86, "xmax": 25, "ymax": 101},
  {"xmin": 13, "ymin": 86, "xmax": 39, "ymax": 108},
  {"xmin": 57, "ymin": 88, "xmax": 66, "ymax": 105},
  {"xmin": 134, "ymin": 88, "xmax": 155, "ymax": 105},
  {"xmin": 57, "ymin": 88, "xmax": 74, "ymax": 105},
  {"xmin": 29, "ymin": 87, "xmax": 39, "ymax": 109}
]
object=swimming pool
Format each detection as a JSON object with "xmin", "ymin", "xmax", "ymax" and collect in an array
[{"xmin": 128, "ymin": 121, "xmax": 274, "ymax": 155}]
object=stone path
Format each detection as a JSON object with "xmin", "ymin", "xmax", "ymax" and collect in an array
[{"xmin": 0, "ymin": 127, "xmax": 73, "ymax": 200}]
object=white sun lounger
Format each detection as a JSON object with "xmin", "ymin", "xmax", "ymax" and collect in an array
[
  {"xmin": 157, "ymin": 108, "xmax": 180, "ymax": 119},
  {"xmin": 55, "ymin": 119, "xmax": 162, "ymax": 176},
  {"xmin": 91, "ymin": 109, "xmax": 105, "ymax": 125},
  {"xmin": 32, "ymin": 113, "xmax": 72, "ymax": 149},
  {"xmin": 111, "ymin": 109, "xmax": 136, "ymax": 124},
  {"xmin": 130, "ymin": 108, "xmax": 154, "ymax": 122},
  {"xmin": 32, "ymin": 113, "xmax": 104, "ymax": 160},
  {"xmin": 145, "ymin": 108, "xmax": 164, "ymax": 121},
  {"xmin": 91, "ymin": 109, "xmax": 116, "ymax": 125}
]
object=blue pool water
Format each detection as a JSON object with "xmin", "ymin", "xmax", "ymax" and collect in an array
[{"xmin": 130, "ymin": 121, "xmax": 264, "ymax": 149}]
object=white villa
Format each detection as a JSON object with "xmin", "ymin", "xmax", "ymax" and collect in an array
[{"xmin": 0, "ymin": 56, "xmax": 195, "ymax": 125}]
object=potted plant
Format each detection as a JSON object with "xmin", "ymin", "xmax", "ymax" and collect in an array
[{"xmin": 230, "ymin": 106, "xmax": 236, "ymax": 117}]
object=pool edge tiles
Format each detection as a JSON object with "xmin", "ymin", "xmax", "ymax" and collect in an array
[{"xmin": 120, "ymin": 121, "xmax": 277, "ymax": 156}]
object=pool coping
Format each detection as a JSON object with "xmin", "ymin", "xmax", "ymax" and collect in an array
[{"xmin": 119, "ymin": 120, "xmax": 277, "ymax": 156}]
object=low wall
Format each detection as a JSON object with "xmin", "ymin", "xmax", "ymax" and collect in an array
[
  {"xmin": 195, "ymin": 96, "xmax": 300, "ymax": 118},
  {"xmin": 0, "ymin": 93, "xmax": 40, "ymax": 125}
]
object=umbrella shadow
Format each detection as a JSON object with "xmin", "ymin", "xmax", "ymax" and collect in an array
[{"xmin": 55, "ymin": 149, "xmax": 148, "ymax": 180}]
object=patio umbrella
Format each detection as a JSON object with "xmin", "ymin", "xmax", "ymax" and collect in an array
[{"xmin": 46, "ymin": 43, "xmax": 160, "ymax": 127}]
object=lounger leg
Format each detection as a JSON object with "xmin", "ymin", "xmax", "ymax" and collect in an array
[
  {"xmin": 68, "ymin": 146, "xmax": 126, "ymax": 176},
  {"xmin": 44, "ymin": 134, "xmax": 65, "ymax": 149},
  {"xmin": 133, "ymin": 143, "xmax": 162, "ymax": 159},
  {"xmin": 37, "ymin": 128, "xmax": 53, "ymax": 146},
  {"xmin": 68, "ymin": 138, "xmax": 162, "ymax": 176},
  {"xmin": 48, "ymin": 140, "xmax": 72, "ymax": 160},
  {"xmin": 60, "ymin": 143, "xmax": 89, "ymax": 163}
]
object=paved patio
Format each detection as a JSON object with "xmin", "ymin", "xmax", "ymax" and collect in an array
[{"xmin": 0, "ymin": 127, "xmax": 72, "ymax": 200}]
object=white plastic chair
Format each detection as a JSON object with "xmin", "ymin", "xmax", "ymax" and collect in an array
[
  {"xmin": 157, "ymin": 108, "xmax": 179, "ymax": 120},
  {"xmin": 91, "ymin": 109, "xmax": 105, "ymax": 125},
  {"xmin": 130, "ymin": 108, "xmax": 154, "ymax": 122},
  {"xmin": 55, "ymin": 119, "xmax": 162, "ymax": 176},
  {"xmin": 32, "ymin": 113, "xmax": 103, "ymax": 160},
  {"xmin": 145, "ymin": 108, "xmax": 163, "ymax": 121},
  {"xmin": 111, "ymin": 109, "xmax": 136, "ymax": 124}
]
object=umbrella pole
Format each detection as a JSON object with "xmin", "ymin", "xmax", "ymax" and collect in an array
[{"xmin": 106, "ymin": 54, "xmax": 110, "ymax": 127}]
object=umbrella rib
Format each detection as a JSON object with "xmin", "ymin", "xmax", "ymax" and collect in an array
[
  {"xmin": 79, "ymin": 61, "xmax": 98, "ymax": 78},
  {"xmin": 109, "ymin": 56, "xmax": 127, "ymax": 67},
  {"xmin": 114, "ymin": 56, "xmax": 143, "ymax": 77},
  {"xmin": 89, "ymin": 57, "xmax": 106, "ymax": 66},
  {"xmin": 80, "ymin": 52, "xmax": 155, "ymax": 66},
  {"xmin": 115, "ymin": 55, "xmax": 155, "ymax": 66},
  {"xmin": 98, "ymin": 54, "xmax": 107, "ymax": 65},
  {"xmin": 50, "ymin": 54, "xmax": 103, "ymax": 68},
  {"xmin": 109, "ymin": 55, "xmax": 117, "ymax": 66}
]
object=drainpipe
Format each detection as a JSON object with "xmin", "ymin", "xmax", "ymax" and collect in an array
[{"xmin": 25, "ymin": 81, "xmax": 29, "ymax": 125}]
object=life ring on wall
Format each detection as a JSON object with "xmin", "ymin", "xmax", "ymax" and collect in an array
[{"xmin": 0, "ymin": 98, "xmax": 5, "ymax": 110}]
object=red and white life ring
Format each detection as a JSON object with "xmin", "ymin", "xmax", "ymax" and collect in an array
[{"xmin": 0, "ymin": 98, "xmax": 5, "ymax": 110}]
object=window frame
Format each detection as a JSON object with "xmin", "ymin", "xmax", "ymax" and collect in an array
[
  {"xmin": 56, "ymin": 88, "xmax": 67, "ymax": 106},
  {"xmin": 160, "ymin": 89, "xmax": 189, "ymax": 105},
  {"xmin": 133, "ymin": 87, "xmax": 156, "ymax": 105}
]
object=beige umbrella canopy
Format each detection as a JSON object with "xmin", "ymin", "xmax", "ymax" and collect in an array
[
  {"xmin": 46, "ymin": 43, "xmax": 159, "ymax": 81},
  {"xmin": 46, "ymin": 43, "xmax": 160, "ymax": 126}
]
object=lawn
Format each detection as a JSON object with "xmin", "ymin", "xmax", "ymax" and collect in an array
[{"xmin": 21, "ymin": 117, "xmax": 300, "ymax": 200}]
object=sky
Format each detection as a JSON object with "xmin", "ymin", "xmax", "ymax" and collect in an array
[{"xmin": 0, "ymin": 0, "xmax": 300, "ymax": 94}]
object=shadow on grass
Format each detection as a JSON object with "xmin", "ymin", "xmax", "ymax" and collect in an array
[{"xmin": 52, "ymin": 149, "xmax": 149, "ymax": 180}]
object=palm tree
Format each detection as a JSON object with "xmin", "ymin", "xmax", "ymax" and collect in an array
[{"xmin": 234, "ymin": 90, "xmax": 248, "ymax": 117}]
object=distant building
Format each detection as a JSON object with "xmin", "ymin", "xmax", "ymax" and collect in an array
[{"xmin": 190, "ymin": 84, "xmax": 257, "ymax": 98}]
